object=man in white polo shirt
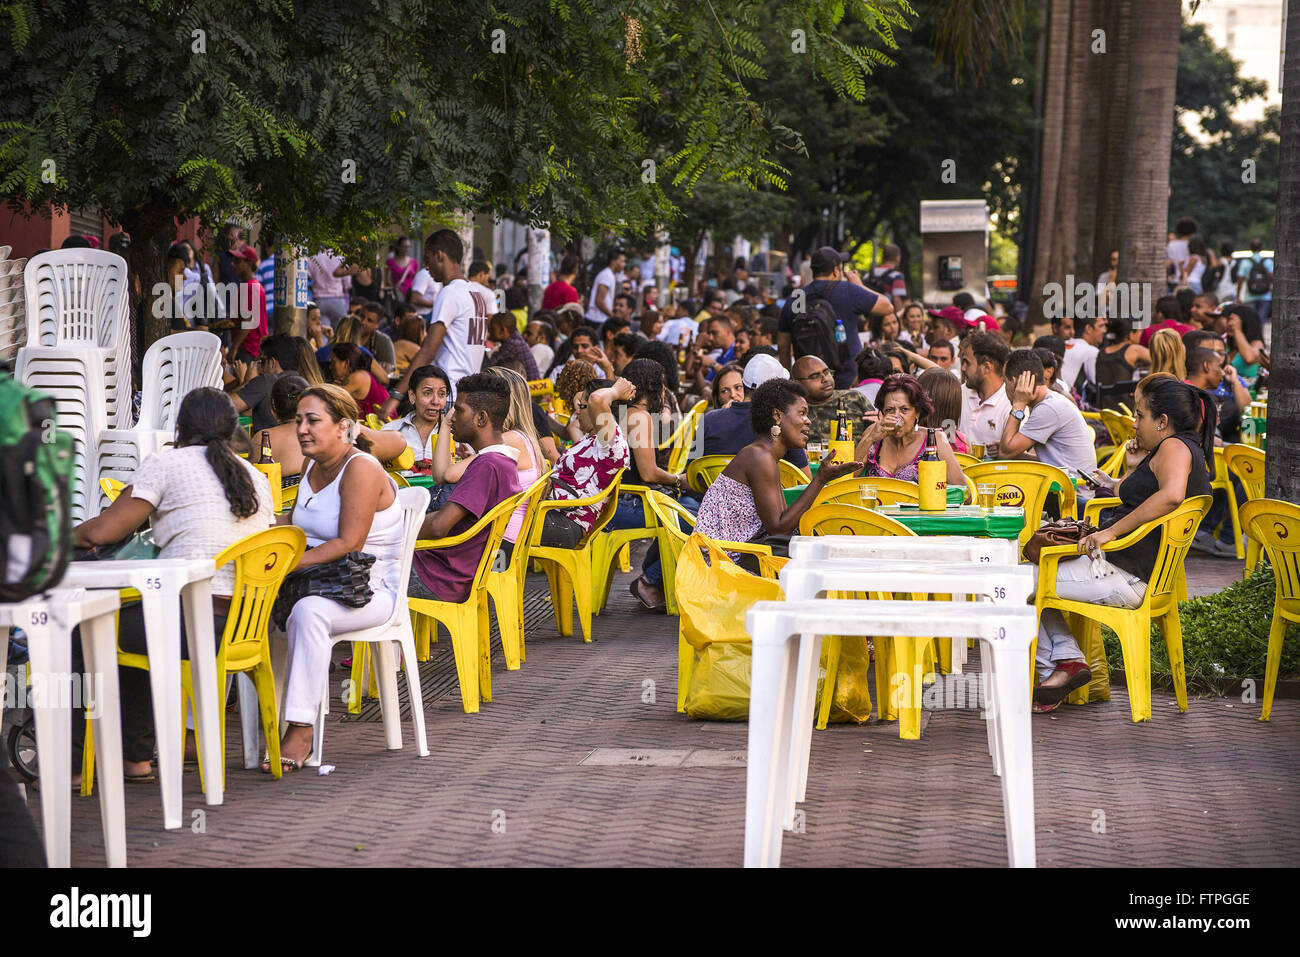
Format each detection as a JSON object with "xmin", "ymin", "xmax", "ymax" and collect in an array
[
  {"xmin": 382, "ymin": 228, "xmax": 489, "ymax": 416},
  {"xmin": 999, "ymin": 348, "xmax": 1096, "ymax": 478},
  {"xmin": 959, "ymin": 331, "xmax": 1012, "ymax": 457}
]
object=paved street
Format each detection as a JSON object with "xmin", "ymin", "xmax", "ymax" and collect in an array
[{"xmin": 14, "ymin": 552, "xmax": 1299, "ymax": 868}]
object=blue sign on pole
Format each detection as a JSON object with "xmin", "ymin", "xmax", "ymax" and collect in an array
[{"xmin": 294, "ymin": 258, "xmax": 310, "ymax": 308}]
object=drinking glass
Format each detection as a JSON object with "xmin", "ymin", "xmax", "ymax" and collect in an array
[
  {"xmin": 970, "ymin": 443, "xmax": 986, "ymax": 460},
  {"xmin": 859, "ymin": 483, "xmax": 878, "ymax": 510},
  {"xmin": 807, "ymin": 441, "xmax": 824, "ymax": 465},
  {"xmin": 977, "ymin": 482, "xmax": 997, "ymax": 512}
]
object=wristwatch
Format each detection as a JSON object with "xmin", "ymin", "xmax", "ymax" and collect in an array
[{"xmin": 1010, "ymin": 408, "xmax": 1027, "ymax": 421}]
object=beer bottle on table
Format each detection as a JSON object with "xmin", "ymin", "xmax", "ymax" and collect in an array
[
  {"xmin": 258, "ymin": 430, "xmax": 274, "ymax": 464},
  {"xmin": 917, "ymin": 427, "xmax": 946, "ymax": 511},
  {"xmin": 829, "ymin": 396, "xmax": 855, "ymax": 466}
]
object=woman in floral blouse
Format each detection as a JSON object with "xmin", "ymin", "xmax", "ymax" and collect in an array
[{"xmin": 536, "ymin": 360, "xmax": 634, "ymax": 546}]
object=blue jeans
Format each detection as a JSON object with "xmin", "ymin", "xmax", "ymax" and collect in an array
[{"xmin": 608, "ymin": 493, "xmax": 699, "ymax": 586}]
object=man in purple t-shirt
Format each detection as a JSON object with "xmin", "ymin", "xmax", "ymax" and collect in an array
[{"xmin": 410, "ymin": 374, "xmax": 522, "ymax": 603}]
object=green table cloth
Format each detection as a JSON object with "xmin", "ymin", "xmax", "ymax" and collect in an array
[
  {"xmin": 398, "ymin": 472, "xmax": 435, "ymax": 488},
  {"xmin": 783, "ymin": 482, "xmax": 966, "ymax": 508},
  {"xmin": 874, "ymin": 504, "xmax": 1025, "ymax": 539}
]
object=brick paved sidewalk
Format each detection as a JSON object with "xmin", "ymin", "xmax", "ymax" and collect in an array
[{"xmin": 20, "ymin": 551, "xmax": 1300, "ymax": 867}]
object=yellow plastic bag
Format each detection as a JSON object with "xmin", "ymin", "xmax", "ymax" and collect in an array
[
  {"xmin": 677, "ymin": 533, "xmax": 782, "ymax": 720},
  {"xmin": 676, "ymin": 533, "xmax": 873, "ymax": 722},
  {"xmin": 819, "ymin": 636, "xmax": 875, "ymax": 724}
]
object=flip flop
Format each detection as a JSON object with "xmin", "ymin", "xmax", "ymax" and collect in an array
[
  {"xmin": 125, "ymin": 770, "xmax": 157, "ymax": 784},
  {"xmin": 260, "ymin": 752, "xmax": 312, "ymax": 774},
  {"xmin": 1032, "ymin": 699, "xmax": 1063, "ymax": 715}
]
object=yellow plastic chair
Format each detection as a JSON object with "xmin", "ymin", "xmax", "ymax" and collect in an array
[
  {"xmin": 407, "ymin": 491, "xmax": 523, "ymax": 714},
  {"xmin": 485, "ymin": 473, "xmax": 552, "ymax": 669},
  {"xmin": 593, "ymin": 484, "xmax": 661, "ymax": 614},
  {"xmin": 529, "ymin": 475, "xmax": 623, "ymax": 643},
  {"xmin": 650, "ymin": 497, "xmax": 783, "ymax": 711},
  {"xmin": 796, "ymin": 503, "xmax": 931, "ymax": 733},
  {"xmin": 965, "ymin": 461, "xmax": 1077, "ymax": 553},
  {"xmin": 1036, "ymin": 495, "xmax": 1212, "ymax": 722},
  {"xmin": 1208, "ymin": 447, "xmax": 1245, "ymax": 560},
  {"xmin": 1224, "ymin": 444, "xmax": 1265, "ymax": 574},
  {"xmin": 1098, "ymin": 410, "xmax": 1136, "ymax": 474},
  {"xmin": 82, "ymin": 526, "xmax": 307, "ymax": 791},
  {"xmin": 661, "ymin": 407, "xmax": 703, "ymax": 475},
  {"xmin": 953, "ymin": 452, "xmax": 982, "ymax": 470},
  {"xmin": 779, "ymin": 459, "xmax": 811, "ymax": 488},
  {"xmin": 387, "ymin": 446, "xmax": 416, "ymax": 472},
  {"xmin": 1238, "ymin": 499, "xmax": 1300, "ymax": 721},
  {"xmin": 99, "ymin": 477, "xmax": 125, "ymax": 503},
  {"xmin": 685, "ymin": 454, "xmax": 733, "ymax": 494},
  {"xmin": 814, "ymin": 474, "xmax": 919, "ymax": 507},
  {"xmin": 364, "ymin": 413, "xmax": 383, "ymax": 430}
]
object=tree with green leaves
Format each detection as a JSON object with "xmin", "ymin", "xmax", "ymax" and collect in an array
[{"xmin": 1, "ymin": 0, "xmax": 916, "ymax": 351}]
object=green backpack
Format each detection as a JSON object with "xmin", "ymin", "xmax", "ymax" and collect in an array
[{"xmin": 0, "ymin": 370, "xmax": 75, "ymax": 601}]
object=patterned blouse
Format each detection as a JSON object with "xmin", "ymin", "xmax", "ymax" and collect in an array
[
  {"xmin": 548, "ymin": 426, "xmax": 630, "ymax": 533},
  {"xmin": 864, "ymin": 438, "xmax": 925, "ymax": 482},
  {"xmin": 694, "ymin": 474, "xmax": 764, "ymax": 545}
]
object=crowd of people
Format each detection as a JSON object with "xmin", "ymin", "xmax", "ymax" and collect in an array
[{"xmin": 46, "ymin": 216, "xmax": 1273, "ymax": 782}]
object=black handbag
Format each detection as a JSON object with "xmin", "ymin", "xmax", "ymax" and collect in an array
[{"xmin": 271, "ymin": 551, "xmax": 376, "ymax": 631}]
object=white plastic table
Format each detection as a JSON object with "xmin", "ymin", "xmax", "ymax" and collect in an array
[
  {"xmin": 0, "ymin": 588, "xmax": 125, "ymax": 867},
  {"xmin": 61, "ymin": 557, "xmax": 220, "ymax": 829},
  {"xmin": 744, "ymin": 599, "xmax": 1037, "ymax": 868},
  {"xmin": 776, "ymin": 559, "xmax": 1033, "ymax": 828}
]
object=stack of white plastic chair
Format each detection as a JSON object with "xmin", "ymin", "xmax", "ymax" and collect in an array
[
  {"xmin": 0, "ymin": 245, "xmax": 28, "ymax": 365},
  {"xmin": 15, "ymin": 249, "xmax": 133, "ymax": 520},
  {"xmin": 96, "ymin": 330, "xmax": 222, "ymax": 512}
]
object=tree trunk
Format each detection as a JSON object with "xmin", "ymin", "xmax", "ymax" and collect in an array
[
  {"xmin": 526, "ymin": 225, "xmax": 550, "ymax": 312},
  {"xmin": 1048, "ymin": 0, "xmax": 1086, "ymax": 288},
  {"xmin": 1115, "ymin": 0, "xmax": 1180, "ymax": 312},
  {"xmin": 1091, "ymin": 0, "xmax": 1133, "ymax": 282},
  {"xmin": 1073, "ymin": 0, "xmax": 1106, "ymax": 278},
  {"xmin": 1029, "ymin": 0, "xmax": 1072, "ymax": 319},
  {"xmin": 117, "ymin": 200, "xmax": 181, "ymax": 382},
  {"xmin": 1265, "ymin": 0, "xmax": 1298, "ymax": 503}
]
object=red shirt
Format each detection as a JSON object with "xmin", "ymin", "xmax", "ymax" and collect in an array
[
  {"xmin": 1139, "ymin": 319, "xmax": 1192, "ymax": 347},
  {"xmin": 541, "ymin": 280, "xmax": 579, "ymax": 311},
  {"xmin": 237, "ymin": 281, "xmax": 269, "ymax": 358}
]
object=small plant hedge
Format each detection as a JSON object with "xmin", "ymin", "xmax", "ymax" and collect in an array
[{"xmin": 1102, "ymin": 564, "xmax": 1299, "ymax": 696}]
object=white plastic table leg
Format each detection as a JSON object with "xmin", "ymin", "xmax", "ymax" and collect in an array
[
  {"xmin": 987, "ymin": 639, "xmax": 1035, "ymax": 867},
  {"xmin": 139, "ymin": 588, "xmax": 184, "ymax": 830},
  {"xmin": 786, "ymin": 633, "xmax": 821, "ymax": 827},
  {"xmin": 744, "ymin": 631, "xmax": 799, "ymax": 868},
  {"xmin": 180, "ymin": 578, "xmax": 222, "ymax": 806},
  {"xmin": 982, "ymin": 639, "xmax": 1003, "ymax": 777},
  {"xmin": 80, "ymin": 608, "xmax": 126, "ymax": 868},
  {"xmin": 27, "ymin": 602, "xmax": 72, "ymax": 867}
]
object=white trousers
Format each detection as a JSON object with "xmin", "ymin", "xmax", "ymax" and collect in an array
[
  {"xmin": 282, "ymin": 593, "xmax": 396, "ymax": 725},
  {"xmin": 1031, "ymin": 556, "xmax": 1146, "ymax": 680}
]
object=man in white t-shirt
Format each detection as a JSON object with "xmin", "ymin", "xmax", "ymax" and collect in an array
[
  {"xmin": 1165, "ymin": 217, "xmax": 1196, "ymax": 291},
  {"xmin": 586, "ymin": 249, "xmax": 626, "ymax": 323},
  {"xmin": 1059, "ymin": 314, "xmax": 1105, "ymax": 396},
  {"xmin": 999, "ymin": 348, "xmax": 1096, "ymax": 478},
  {"xmin": 959, "ymin": 332, "xmax": 1012, "ymax": 456},
  {"xmin": 382, "ymin": 229, "xmax": 489, "ymax": 416},
  {"xmin": 408, "ymin": 266, "xmax": 442, "ymax": 320}
]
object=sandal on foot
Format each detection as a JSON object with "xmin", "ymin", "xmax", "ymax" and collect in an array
[
  {"xmin": 260, "ymin": 752, "xmax": 311, "ymax": 774},
  {"xmin": 1032, "ymin": 699, "xmax": 1064, "ymax": 714},
  {"xmin": 630, "ymin": 576, "xmax": 667, "ymax": 613}
]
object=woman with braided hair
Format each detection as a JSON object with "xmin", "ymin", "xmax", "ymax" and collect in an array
[{"xmin": 73, "ymin": 387, "xmax": 275, "ymax": 782}]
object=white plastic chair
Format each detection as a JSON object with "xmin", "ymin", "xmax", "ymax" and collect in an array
[
  {"xmin": 15, "ymin": 347, "xmax": 107, "ymax": 520},
  {"xmin": 0, "ymin": 588, "xmax": 126, "ymax": 867},
  {"xmin": 286, "ymin": 485, "xmax": 431, "ymax": 767},
  {"xmin": 23, "ymin": 249, "xmax": 132, "ymax": 428},
  {"xmin": 745, "ymin": 599, "xmax": 1037, "ymax": 868},
  {"xmin": 0, "ymin": 255, "xmax": 28, "ymax": 364},
  {"xmin": 776, "ymin": 559, "xmax": 1033, "ymax": 831},
  {"xmin": 96, "ymin": 331, "xmax": 221, "ymax": 511}
]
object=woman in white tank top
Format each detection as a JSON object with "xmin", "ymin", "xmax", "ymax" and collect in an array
[{"xmin": 273, "ymin": 385, "xmax": 403, "ymax": 772}]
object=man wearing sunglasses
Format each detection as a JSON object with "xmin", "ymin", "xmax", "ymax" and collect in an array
[{"xmin": 791, "ymin": 354, "xmax": 876, "ymax": 446}]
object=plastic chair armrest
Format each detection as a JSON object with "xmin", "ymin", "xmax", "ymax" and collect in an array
[{"xmin": 1083, "ymin": 496, "xmax": 1122, "ymax": 524}]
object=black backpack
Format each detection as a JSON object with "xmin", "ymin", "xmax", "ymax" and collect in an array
[
  {"xmin": 1201, "ymin": 262, "xmax": 1225, "ymax": 293},
  {"xmin": 788, "ymin": 287, "xmax": 849, "ymax": 370},
  {"xmin": 1246, "ymin": 258, "xmax": 1272, "ymax": 296},
  {"xmin": 864, "ymin": 268, "xmax": 903, "ymax": 297}
]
